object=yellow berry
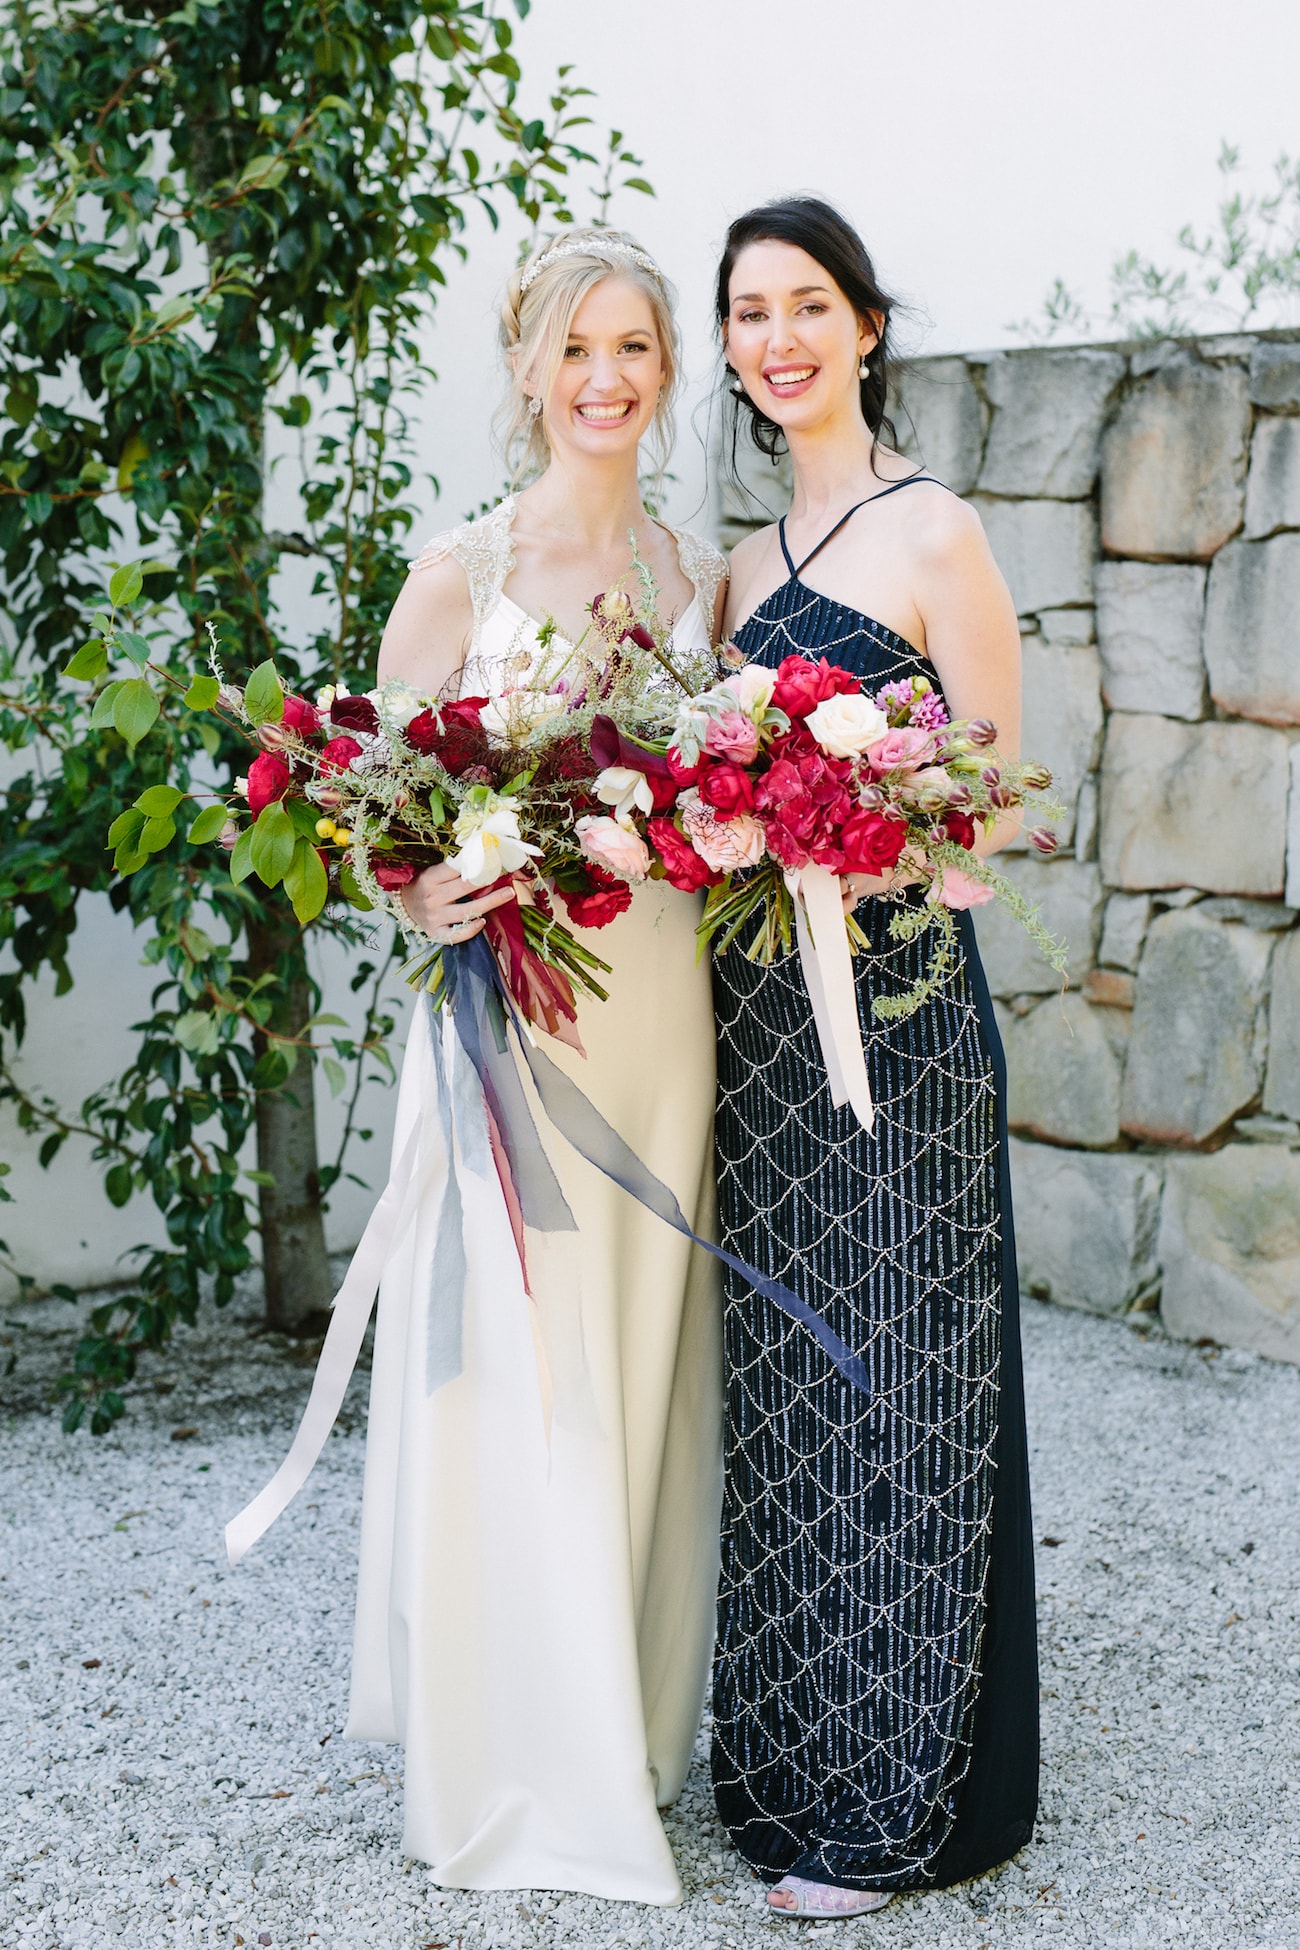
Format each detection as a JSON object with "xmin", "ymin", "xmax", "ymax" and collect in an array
[
  {"xmin": 332, "ymin": 827, "xmax": 353, "ymax": 846},
  {"xmin": 315, "ymin": 818, "xmax": 336, "ymax": 840}
]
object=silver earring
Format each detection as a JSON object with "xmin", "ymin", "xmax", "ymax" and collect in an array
[
  {"xmin": 858, "ymin": 353, "xmax": 871, "ymax": 379},
  {"xmin": 730, "ymin": 376, "xmax": 745, "ymax": 397},
  {"xmin": 528, "ymin": 395, "xmax": 542, "ymax": 420}
]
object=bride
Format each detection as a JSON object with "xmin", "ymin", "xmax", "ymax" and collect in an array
[{"xmin": 344, "ymin": 230, "xmax": 727, "ymax": 1903}]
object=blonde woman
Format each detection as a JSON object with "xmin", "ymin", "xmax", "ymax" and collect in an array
[{"xmin": 345, "ymin": 232, "xmax": 727, "ymax": 1903}]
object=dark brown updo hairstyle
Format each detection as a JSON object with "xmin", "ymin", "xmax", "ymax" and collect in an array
[{"xmin": 716, "ymin": 196, "xmax": 902, "ymax": 464}]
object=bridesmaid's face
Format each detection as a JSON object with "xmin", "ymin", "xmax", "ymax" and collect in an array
[
  {"xmin": 541, "ymin": 275, "xmax": 666, "ymax": 464},
  {"xmin": 724, "ymin": 240, "xmax": 877, "ymax": 431}
]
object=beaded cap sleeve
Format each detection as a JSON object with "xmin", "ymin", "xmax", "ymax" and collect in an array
[
  {"xmin": 408, "ymin": 495, "xmax": 518, "ymax": 660},
  {"xmin": 668, "ymin": 527, "xmax": 727, "ymax": 633}
]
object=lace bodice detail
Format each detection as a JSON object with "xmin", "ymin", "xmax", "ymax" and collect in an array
[{"xmin": 408, "ymin": 495, "xmax": 727, "ymax": 682}]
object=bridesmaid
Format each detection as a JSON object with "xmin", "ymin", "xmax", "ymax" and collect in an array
[
  {"xmin": 346, "ymin": 230, "xmax": 727, "ymax": 1903},
  {"xmin": 710, "ymin": 197, "xmax": 1039, "ymax": 1918}
]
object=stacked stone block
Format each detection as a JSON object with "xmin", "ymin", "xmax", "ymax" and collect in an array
[{"xmin": 714, "ymin": 330, "xmax": 1300, "ymax": 1364}]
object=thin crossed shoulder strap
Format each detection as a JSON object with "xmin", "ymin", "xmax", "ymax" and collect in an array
[{"xmin": 779, "ymin": 475, "xmax": 950, "ymax": 580}]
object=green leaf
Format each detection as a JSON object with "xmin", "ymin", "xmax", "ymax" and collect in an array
[
  {"xmin": 62, "ymin": 1399, "xmax": 86, "ymax": 1435},
  {"xmin": 107, "ymin": 808, "xmax": 146, "ymax": 847},
  {"xmin": 237, "ymin": 155, "xmax": 290, "ymax": 192},
  {"xmin": 138, "ymin": 816, "xmax": 176, "ymax": 855},
  {"xmin": 286, "ymin": 798, "xmax": 324, "ymax": 839},
  {"xmin": 623, "ymin": 177, "xmax": 655, "ymax": 195},
  {"xmin": 337, "ymin": 863, "xmax": 373, "ymax": 910},
  {"xmin": 134, "ymin": 784, "xmax": 185, "ymax": 818},
  {"xmin": 90, "ymin": 681, "xmax": 126, "ymax": 729},
  {"xmin": 111, "ymin": 678, "xmax": 160, "ymax": 748},
  {"xmin": 174, "ymin": 1011, "xmax": 221, "ymax": 1057},
  {"xmin": 187, "ymin": 804, "xmax": 229, "ymax": 844},
  {"xmin": 284, "ymin": 836, "xmax": 328, "ymax": 923},
  {"xmin": 248, "ymin": 800, "xmax": 295, "ymax": 885},
  {"xmin": 184, "ymin": 673, "xmax": 220, "ymax": 710},
  {"xmin": 253, "ymin": 1048, "xmax": 290, "ymax": 1091},
  {"xmin": 116, "ymin": 630, "xmax": 152, "ymax": 667},
  {"xmin": 152, "ymin": 293, "xmax": 195, "ymax": 330},
  {"xmin": 243, "ymin": 659, "xmax": 285, "ymax": 726},
  {"xmin": 322, "ymin": 1056, "xmax": 347, "ymax": 1097},
  {"xmin": 108, "ymin": 562, "xmax": 144, "ymax": 607},
  {"xmin": 229, "ymin": 825, "xmax": 258, "ymax": 884},
  {"xmin": 63, "ymin": 638, "xmax": 107, "ymax": 681},
  {"xmin": 105, "ymin": 1163, "xmax": 133, "ymax": 1207}
]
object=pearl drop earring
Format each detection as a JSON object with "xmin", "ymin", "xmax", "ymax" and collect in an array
[{"xmin": 858, "ymin": 353, "xmax": 871, "ymax": 379}]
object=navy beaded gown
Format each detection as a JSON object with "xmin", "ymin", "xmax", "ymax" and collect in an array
[{"xmin": 711, "ymin": 489, "xmax": 1039, "ymax": 1893}]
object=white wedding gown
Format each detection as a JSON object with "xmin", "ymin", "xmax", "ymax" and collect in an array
[{"xmin": 345, "ymin": 498, "xmax": 728, "ymax": 1903}]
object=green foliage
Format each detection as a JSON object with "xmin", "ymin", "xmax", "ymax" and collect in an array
[
  {"xmin": 1012, "ymin": 142, "xmax": 1300, "ymax": 343},
  {"xmin": 0, "ymin": 0, "xmax": 646, "ymax": 1429}
]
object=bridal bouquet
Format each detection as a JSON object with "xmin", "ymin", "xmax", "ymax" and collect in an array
[{"xmin": 581, "ymin": 653, "xmax": 1065, "ymax": 1023}]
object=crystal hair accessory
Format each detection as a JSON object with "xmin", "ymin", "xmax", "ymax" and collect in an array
[{"xmin": 519, "ymin": 236, "xmax": 663, "ymax": 295}]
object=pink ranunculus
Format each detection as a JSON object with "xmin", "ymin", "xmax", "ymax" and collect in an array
[
  {"xmin": 865, "ymin": 724, "xmax": 935, "ymax": 775},
  {"xmin": 703, "ymin": 710, "xmax": 761, "ymax": 765},
  {"xmin": 574, "ymin": 814, "xmax": 652, "ymax": 882},
  {"xmin": 678, "ymin": 791, "xmax": 767, "ymax": 872},
  {"xmin": 933, "ymin": 866, "xmax": 995, "ymax": 910}
]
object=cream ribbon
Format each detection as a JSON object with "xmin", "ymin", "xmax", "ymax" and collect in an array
[
  {"xmin": 785, "ymin": 863, "xmax": 876, "ymax": 1133},
  {"xmin": 224, "ymin": 1121, "xmax": 425, "ymax": 1568}
]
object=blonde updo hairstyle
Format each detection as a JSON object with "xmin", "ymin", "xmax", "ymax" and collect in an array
[{"xmin": 498, "ymin": 228, "xmax": 680, "ymax": 484}]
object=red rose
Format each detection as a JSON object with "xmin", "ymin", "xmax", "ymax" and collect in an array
[
  {"xmin": 403, "ymin": 697, "xmax": 490, "ymax": 775},
  {"xmin": 666, "ymin": 745, "xmax": 700, "ymax": 788},
  {"xmin": 329, "ymin": 694, "xmax": 379, "ymax": 735},
  {"xmin": 840, "ymin": 808, "xmax": 908, "ymax": 875},
  {"xmin": 771, "ymin": 654, "xmax": 861, "ymax": 720},
  {"xmin": 698, "ymin": 761, "xmax": 755, "ymax": 819},
  {"xmin": 558, "ymin": 865, "xmax": 635, "ymax": 929},
  {"xmin": 647, "ymin": 817, "xmax": 723, "ymax": 892},
  {"xmin": 944, "ymin": 811, "xmax": 977, "ymax": 852},
  {"xmin": 320, "ymin": 734, "xmax": 363, "ymax": 774},
  {"xmin": 281, "ymin": 693, "xmax": 322, "ymax": 738},
  {"xmin": 247, "ymin": 752, "xmax": 290, "ymax": 817},
  {"xmin": 373, "ymin": 862, "xmax": 416, "ymax": 889}
]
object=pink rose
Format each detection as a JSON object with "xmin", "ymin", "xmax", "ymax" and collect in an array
[
  {"xmin": 932, "ymin": 866, "xmax": 994, "ymax": 910},
  {"xmin": 678, "ymin": 791, "xmax": 767, "ymax": 872},
  {"xmin": 865, "ymin": 725, "xmax": 935, "ymax": 775},
  {"xmin": 703, "ymin": 710, "xmax": 761, "ymax": 765},
  {"xmin": 574, "ymin": 814, "xmax": 652, "ymax": 882}
]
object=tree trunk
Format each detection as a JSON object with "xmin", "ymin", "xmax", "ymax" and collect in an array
[{"xmin": 245, "ymin": 903, "xmax": 333, "ymax": 1334}]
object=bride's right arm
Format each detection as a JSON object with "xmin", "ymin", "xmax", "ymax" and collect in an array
[
  {"xmin": 374, "ymin": 554, "xmax": 515, "ymax": 940},
  {"xmin": 376, "ymin": 553, "xmax": 475, "ymax": 695}
]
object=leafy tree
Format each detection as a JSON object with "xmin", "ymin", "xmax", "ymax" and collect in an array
[
  {"xmin": 0, "ymin": 0, "xmax": 649, "ymax": 1432},
  {"xmin": 1011, "ymin": 142, "xmax": 1300, "ymax": 342}
]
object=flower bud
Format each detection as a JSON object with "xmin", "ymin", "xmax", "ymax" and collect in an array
[
  {"xmin": 989, "ymin": 783, "xmax": 1017, "ymax": 810},
  {"xmin": 980, "ymin": 765, "xmax": 1001, "ymax": 787},
  {"xmin": 720, "ymin": 642, "xmax": 746, "ymax": 670},
  {"xmin": 1029, "ymin": 825, "xmax": 1059, "ymax": 855},
  {"xmin": 314, "ymin": 784, "xmax": 347, "ymax": 809},
  {"xmin": 857, "ymin": 783, "xmax": 886, "ymax": 810},
  {"xmin": 966, "ymin": 717, "xmax": 998, "ymax": 747},
  {"xmin": 1020, "ymin": 762, "xmax": 1053, "ymax": 792},
  {"xmin": 392, "ymin": 789, "xmax": 409, "ymax": 810},
  {"xmin": 257, "ymin": 722, "xmax": 289, "ymax": 751},
  {"xmin": 945, "ymin": 781, "xmax": 973, "ymax": 808},
  {"xmin": 218, "ymin": 821, "xmax": 239, "ymax": 853},
  {"xmin": 926, "ymin": 824, "xmax": 948, "ymax": 849}
]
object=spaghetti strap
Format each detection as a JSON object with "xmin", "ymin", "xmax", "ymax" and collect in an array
[
  {"xmin": 777, "ymin": 517, "xmax": 798, "ymax": 579},
  {"xmin": 791, "ymin": 475, "xmax": 947, "ymax": 579}
]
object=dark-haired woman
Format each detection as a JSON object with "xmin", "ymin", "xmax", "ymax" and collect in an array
[{"xmin": 710, "ymin": 198, "xmax": 1038, "ymax": 1919}]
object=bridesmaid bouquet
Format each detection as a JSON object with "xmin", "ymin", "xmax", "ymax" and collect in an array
[{"xmin": 583, "ymin": 655, "xmax": 1066, "ymax": 1023}]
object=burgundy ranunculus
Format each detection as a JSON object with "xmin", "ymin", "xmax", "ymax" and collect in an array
[
  {"xmin": 840, "ymin": 808, "xmax": 908, "ymax": 875},
  {"xmin": 697, "ymin": 761, "xmax": 755, "ymax": 819},
  {"xmin": 944, "ymin": 811, "xmax": 977, "ymax": 851},
  {"xmin": 247, "ymin": 752, "xmax": 290, "ymax": 817},
  {"xmin": 647, "ymin": 817, "xmax": 723, "ymax": 893},
  {"xmin": 319, "ymin": 734, "xmax": 363, "ymax": 774},
  {"xmin": 403, "ymin": 697, "xmax": 490, "ymax": 775},
  {"xmin": 557, "ymin": 864, "xmax": 634, "ymax": 929},
  {"xmin": 329, "ymin": 694, "xmax": 380, "ymax": 735},
  {"xmin": 373, "ymin": 862, "xmax": 416, "ymax": 889},
  {"xmin": 771, "ymin": 654, "xmax": 861, "ymax": 721}
]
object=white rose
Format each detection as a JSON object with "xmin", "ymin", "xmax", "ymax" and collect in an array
[
  {"xmin": 480, "ymin": 688, "xmax": 564, "ymax": 745},
  {"xmin": 804, "ymin": 692, "xmax": 889, "ymax": 759}
]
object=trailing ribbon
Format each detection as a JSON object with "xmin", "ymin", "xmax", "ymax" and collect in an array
[
  {"xmin": 785, "ymin": 862, "xmax": 876, "ymax": 1134},
  {"xmin": 225, "ymin": 929, "xmax": 872, "ymax": 1565}
]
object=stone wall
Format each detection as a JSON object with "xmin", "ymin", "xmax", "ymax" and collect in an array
[{"xmin": 715, "ymin": 330, "xmax": 1300, "ymax": 1365}]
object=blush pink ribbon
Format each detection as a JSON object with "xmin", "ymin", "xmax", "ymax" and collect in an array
[{"xmin": 784, "ymin": 863, "xmax": 876, "ymax": 1134}]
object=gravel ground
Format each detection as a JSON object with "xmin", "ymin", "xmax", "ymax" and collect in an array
[{"xmin": 2, "ymin": 1288, "xmax": 1299, "ymax": 1950}]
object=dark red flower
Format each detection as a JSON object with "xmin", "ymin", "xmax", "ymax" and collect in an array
[
  {"xmin": 403, "ymin": 697, "xmax": 490, "ymax": 775},
  {"xmin": 647, "ymin": 818, "xmax": 724, "ymax": 892},
  {"xmin": 666, "ymin": 745, "xmax": 700, "ymax": 788},
  {"xmin": 698, "ymin": 761, "xmax": 755, "ymax": 819},
  {"xmin": 281, "ymin": 693, "xmax": 322, "ymax": 738},
  {"xmin": 557, "ymin": 864, "xmax": 634, "ymax": 929},
  {"xmin": 373, "ymin": 862, "xmax": 416, "ymax": 889},
  {"xmin": 319, "ymin": 734, "xmax": 363, "ymax": 774},
  {"xmin": 944, "ymin": 811, "xmax": 977, "ymax": 852},
  {"xmin": 247, "ymin": 752, "xmax": 290, "ymax": 817},
  {"xmin": 771, "ymin": 654, "xmax": 861, "ymax": 720},
  {"xmin": 840, "ymin": 808, "xmax": 908, "ymax": 875},
  {"xmin": 329, "ymin": 694, "xmax": 379, "ymax": 735},
  {"xmin": 625, "ymin": 623, "xmax": 656, "ymax": 652},
  {"xmin": 589, "ymin": 714, "xmax": 678, "ymax": 810}
]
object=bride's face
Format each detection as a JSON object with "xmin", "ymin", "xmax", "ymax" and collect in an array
[
  {"xmin": 538, "ymin": 276, "xmax": 666, "ymax": 462},
  {"xmin": 724, "ymin": 239, "xmax": 877, "ymax": 432}
]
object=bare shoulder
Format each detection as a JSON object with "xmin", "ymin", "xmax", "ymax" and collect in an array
[
  {"xmin": 906, "ymin": 481, "xmax": 986, "ymax": 556},
  {"xmin": 376, "ymin": 550, "xmax": 474, "ymax": 691},
  {"xmin": 727, "ymin": 523, "xmax": 777, "ymax": 576}
]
